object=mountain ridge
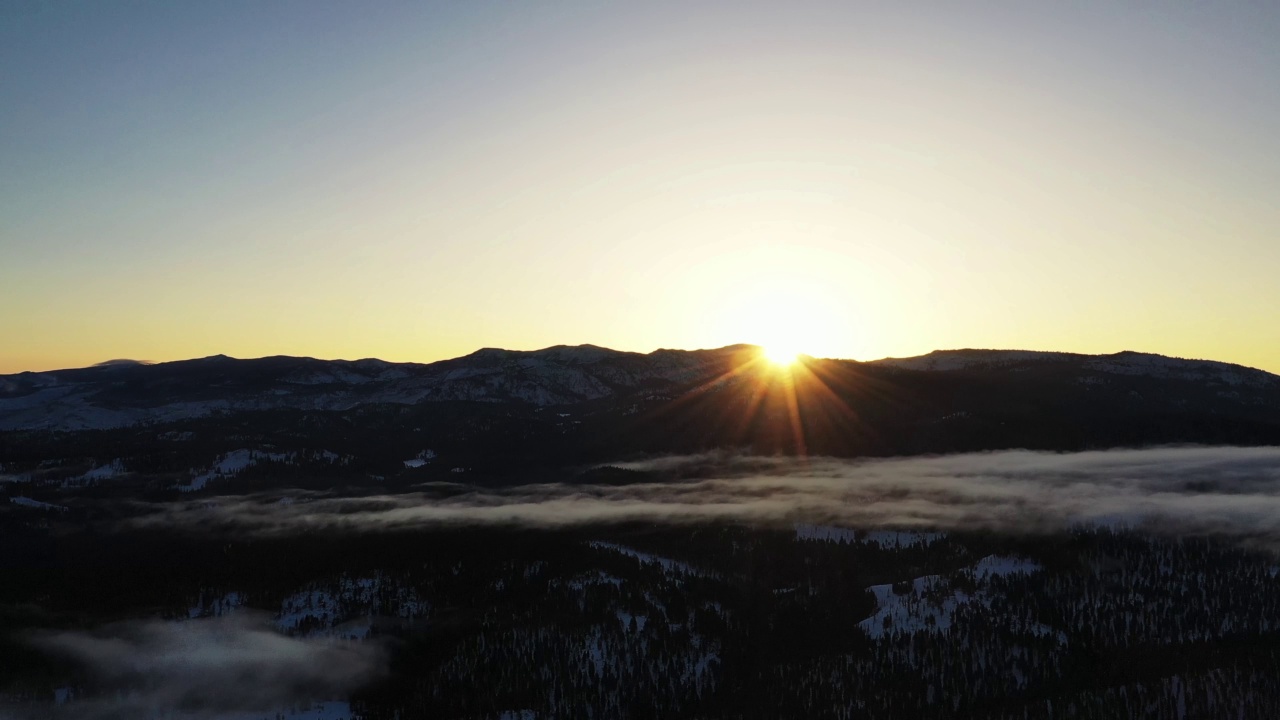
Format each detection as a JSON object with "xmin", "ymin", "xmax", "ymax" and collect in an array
[
  {"xmin": 867, "ymin": 348, "xmax": 1277, "ymax": 387},
  {"xmin": 0, "ymin": 344, "xmax": 752, "ymax": 431},
  {"xmin": 1, "ymin": 344, "xmax": 1277, "ymax": 436},
  {"xmin": 9, "ymin": 343, "xmax": 1276, "ymax": 378}
]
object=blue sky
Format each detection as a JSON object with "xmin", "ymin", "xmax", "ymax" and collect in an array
[{"xmin": 3, "ymin": 1, "xmax": 1279, "ymax": 372}]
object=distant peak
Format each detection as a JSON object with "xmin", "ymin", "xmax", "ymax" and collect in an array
[
  {"xmin": 867, "ymin": 349, "xmax": 1082, "ymax": 372},
  {"xmin": 544, "ymin": 343, "xmax": 609, "ymax": 351},
  {"xmin": 464, "ymin": 347, "xmax": 514, "ymax": 360},
  {"xmin": 457, "ymin": 344, "xmax": 629, "ymax": 364},
  {"xmin": 533, "ymin": 344, "xmax": 628, "ymax": 361},
  {"xmin": 93, "ymin": 358, "xmax": 150, "ymax": 367}
]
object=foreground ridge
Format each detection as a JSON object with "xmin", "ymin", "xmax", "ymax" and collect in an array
[{"xmin": 0, "ymin": 344, "xmax": 1277, "ymax": 435}]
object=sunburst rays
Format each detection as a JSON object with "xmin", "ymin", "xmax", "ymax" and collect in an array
[{"xmin": 641, "ymin": 347, "xmax": 866, "ymax": 459}]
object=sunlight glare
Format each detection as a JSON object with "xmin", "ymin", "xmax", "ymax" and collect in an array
[{"xmin": 763, "ymin": 344, "xmax": 801, "ymax": 367}]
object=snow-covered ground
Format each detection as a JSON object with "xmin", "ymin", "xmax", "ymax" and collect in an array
[
  {"xmin": 176, "ymin": 449, "xmax": 295, "ymax": 492},
  {"xmin": 276, "ymin": 574, "xmax": 429, "ymax": 637},
  {"xmin": 64, "ymin": 458, "xmax": 125, "ymax": 486},
  {"xmin": 1082, "ymin": 353, "xmax": 1272, "ymax": 386},
  {"xmin": 795, "ymin": 524, "xmax": 944, "ymax": 548},
  {"xmin": 564, "ymin": 570, "xmax": 625, "ymax": 590},
  {"xmin": 9, "ymin": 496, "xmax": 68, "ymax": 512},
  {"xmin": 189, "ymin": 575, "xmax": 429, "ymax": 637},
  {"xmin": 587, "ymin": 541, "xmax": 704, "ymax": 577},
  {"xmin": 158, "ymin": 430, "xmax": 195, "ymax": 441},
  {"xmin": 861, "ymin": 575, "xmax": 966, "ymax": 636},
  {"xmin": 403, "ymin": 449, "xmax": 436, "ymax": 468},
  {"xmin": 859, "ymin": 554, "xmax": 1061, "ymax": 642},
  {"xmin": 971, "ymin": 555, "xmax": 1043, "ymax": 580},
  {"xmin": 0, "ymin": 345, "xmax": 737, "ymax": 431},
  {"xmin": 617, "ymin": 610, "xmax": 648, "ymax": 632},
  {"xmin": 278, "ymin": 584, "xmax": 372, "ymax": 638}
]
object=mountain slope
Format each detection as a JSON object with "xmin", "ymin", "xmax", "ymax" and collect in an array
[
  {"xmin": 2, "ymin": 346, "xmax": 1279, "ymax": 472},
  {"xmin": 868, "ymin": 349, "xmax": 1277, "ymax": 387},
  {"xmin": 0, "ymin": 345, "xmax": 754, "ymax": 431}
]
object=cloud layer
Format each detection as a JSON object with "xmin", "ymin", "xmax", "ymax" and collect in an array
[
  {"xmin": 16, "ymin": 446, "xmax": 1280, "ymax": 717},
  {"xmin": 131, "ymin": 446, "xmax": 1280, "ymax": 546},
  {"xmin": 25, "ymin": 613, "xmax": 384, "ymax": 720}
]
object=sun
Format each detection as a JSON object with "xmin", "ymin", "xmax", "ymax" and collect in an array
[
  {"xmin": 762, "ymin": 344, "xmax": 802, "ymax": 368},
  {"xmin": 718, "ymin": 272, "xmax": 829, "ymax": 371},
  {"xmin": 747, "ymin": 315, "xmax": 813, "ymax": 370}
]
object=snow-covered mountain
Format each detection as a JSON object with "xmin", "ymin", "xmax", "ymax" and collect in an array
[
  {"xmin": 0, "ymin": 344, "xmax": 753, "ymax": 431},
  {"xmin": 2, "ymin": 344, "xmax": 1277, "ymax": 435}
]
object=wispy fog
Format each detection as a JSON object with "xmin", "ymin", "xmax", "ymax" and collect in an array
[
  {"xmin": 23, "ymin": 613, "xmax": 384, "ymax": 719},
  {"xmin": 130, "ymin": 446, "xmax": 1280, "ymax": 547}
]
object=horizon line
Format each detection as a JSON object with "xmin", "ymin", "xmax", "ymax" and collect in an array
[{"xmin": 4, "ymin": 344, "xmax": 1274, "ymax": 377}]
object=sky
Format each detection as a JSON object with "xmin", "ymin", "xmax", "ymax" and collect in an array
[{"xmin": 3, "ymin": 0, "xmax": 1279, "ymax": 374}]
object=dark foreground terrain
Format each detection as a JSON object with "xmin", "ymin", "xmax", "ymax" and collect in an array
[
  {"xmin": 4, "ymin": 514, "xmax": 1280, "ymax": 719},
  {"xmin": 3, "ymin": 345, "xmax": 1280, "ymax": 718}
]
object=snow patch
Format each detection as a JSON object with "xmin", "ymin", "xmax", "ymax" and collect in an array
[
  {"xmin": 970, "ymin": 555, "xmax": 1043, "ymax": 580},
  {"xmin": 617, "ymin": 610, "xmax": 648, "ymax": 632},
  {"xmin": 859, "ymin": 555, "xmax": 1058, "ymax": 642},
  {"xmin": 176, "ymin": 449, "xmax": 294, "ymax": 492},
  {"xmin": 403, "ymin": 449, "xmax": 436, "ymax": 468},
  {"xmin": 588, "ymin": 541, "xmax": 704, "ymax": 576},
  {"xmin": 276, "ymin": 574, "xmax": 428, "ymax": 636},
  {"xmin": 66, "ymin": 458, "xmax": 125, "ymax": 486},
  {"xmin": 9, "ymin": 496, "xmax": 68, "ymax": 512},
  {"xmin": 860, "ymin": 575, "xmax": 964, "ymax": 637},
  {"xmin": 795, "ymin": 524, "xmax": 944, "ymax": 548}
]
